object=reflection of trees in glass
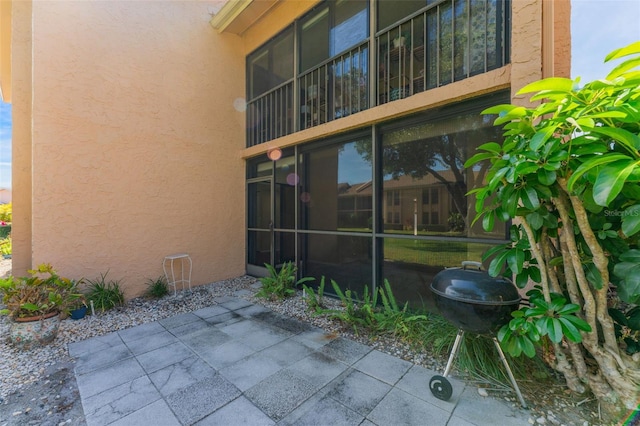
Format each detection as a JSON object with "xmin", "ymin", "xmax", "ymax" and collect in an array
[
  {"xmin": 354, "ymin": 117, "xmax": 497, "ymax": 233},
  {"xmin": 332, "ymin": 48, "xmax": 369, "ymax": 117},
  {"xmin": 421, "ymin": 0, "xmax": 502, "ymax": 89},
  {"xmin": 440, "ymin": 0, "xmax": 501, "ymax": 82},
  {"xmin": 383, "ymin": 134, "xmax": 468, "ymax": 223},
  {"xmin": 453, "ymin": 0, "xmax": 468, "ymax": 80},
  {"xmin": 353, "ymin": 133, "xmax": 467, "ymax": 223},
  {"xmin": 439, "ymin": 2, "xmax": 453, "ymax": 85}
]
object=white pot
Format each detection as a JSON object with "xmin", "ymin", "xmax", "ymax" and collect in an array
[{"xmin": 307, "ymin": 85, "xmax": 318, "ymax": 101}]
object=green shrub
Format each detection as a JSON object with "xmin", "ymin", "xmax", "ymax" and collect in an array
[
  {"xmin": 321, "ymin": 278, "xmax": 548, "ymax": 387},
  {"xmin": 324, "ymin": 279, "xmax": 427, "ymax": 337},
  {"xmin": 0, "ymin": 224, "xmax": 10, "ymax": 239},
  {"xmin": 0, "ymin": 263, "xmax": 83, "ymax": 319},
  {"xmin": 256, "ymin": 262, "xmax": 314, "ymax": 300},
  {"xmin": 86, "ymin": 271, "xmax": 124, "ymax": 311},
  {"xmin": 0, "ymin": 236, "xmax": 10, "ymax": 256},
  {"xmin": 303, "ymin": 276, "xmax": 327, "ymax": 314},
  {"xmin": 0, "ymin": 203, "xmax": 12, "ymax": 223},
  {"xmin": 145, "ymin": 276, "xmax": 169, "ymax": 299}
]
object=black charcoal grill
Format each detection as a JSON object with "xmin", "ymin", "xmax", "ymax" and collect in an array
[{"xmin": 428, "ymin": 261, "xmax": 527, "ymax": 408}]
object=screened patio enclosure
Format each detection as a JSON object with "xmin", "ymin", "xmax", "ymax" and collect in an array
[
  {"xmin": 246, "ymin": 0, "xmax": 510, "ymax": 147},
  {"xmin": 246, "ymin": 93, "xmax": 509, "ymax": 309}
]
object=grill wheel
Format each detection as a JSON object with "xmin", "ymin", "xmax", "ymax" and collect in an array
[{"xmin": 429, "ymin": 375, "xmax": 453, "ymax": 401}]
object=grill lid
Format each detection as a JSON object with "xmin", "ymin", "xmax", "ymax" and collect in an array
[{"xmin": 430, "ymin": 261, "xmax": 521, "ymax": 306}]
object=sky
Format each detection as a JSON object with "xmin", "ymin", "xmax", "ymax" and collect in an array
[
  {"xmin": 571, "ymin": 0, "xmax": 640, "ymax": 84},
  {"xmin": 0, "ymin": 0, "xmax": 639, "ymax": 191},
  {"xmin": 0, "ymin": 101, "xmax": 10, "ymax": 190}
]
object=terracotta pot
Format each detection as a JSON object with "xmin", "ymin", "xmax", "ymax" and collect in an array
[{"xmin": 9, "ymin": 311, "xmax": 61, "ymax": 350}]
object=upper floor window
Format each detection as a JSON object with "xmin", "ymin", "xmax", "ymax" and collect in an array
[
  {"xmin": 248, "ymin": 27, "xmax": 294, "ymax": 99},
  {"xmin": 378, "ymin": 0, "xmax": 429, "ymax": 30},
  {"xmin": 377, "ymin": 0, "xmax": 510, "ymax": 103},
  {"xmin": 300, "ymin": 0, "xmax": 368, "ymax": 73}
]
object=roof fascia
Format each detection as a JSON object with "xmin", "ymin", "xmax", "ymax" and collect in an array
[{"xmin": 209, "ymin": 0, "xmax": 253, "ymax": 34}]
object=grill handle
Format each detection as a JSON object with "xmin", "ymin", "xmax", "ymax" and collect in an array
[{"xmin": 461, "ymin": 261, "xmax": 483, "ymax": 270}]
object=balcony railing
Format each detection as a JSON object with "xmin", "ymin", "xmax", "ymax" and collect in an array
[
  {"xmin": 247, "ymin": 82, "xmax": 294, "ymax": 148},
  {"xmin": 377, "ymin": 0, "xmax": 509, "ymax": 105},
  {"xmin": 246, "ymin": 0, "xmax": 509, "ymax": 147},
  {"xmin": 299, "ymin": 44, "xmax": 369, "ymax": 130}
]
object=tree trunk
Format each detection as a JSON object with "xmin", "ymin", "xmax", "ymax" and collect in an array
[{"xmin": 544, "ymin": 186, "xmax": 640, "ymax": 412}]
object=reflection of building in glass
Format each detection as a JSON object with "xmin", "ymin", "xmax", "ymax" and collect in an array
[
  {"xmin": 382, "ymin": 174, "xmax": 453, "ymax": 232},
  {"xmin": 337, "ymin": 173, "xmax": 463, "ymax": 234},
  {"xmin": 337, "ymin": 181, "xmax": 372, "ymax": 229}
]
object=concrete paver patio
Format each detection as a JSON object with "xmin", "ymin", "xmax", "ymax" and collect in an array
[{"xmin": 68, "ymin": 295, "xmax": 531, "ymax": 425}]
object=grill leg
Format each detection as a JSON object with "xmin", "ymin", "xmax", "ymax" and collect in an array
[
  {"xmin": 493, "ymin": 337, "xmax": 528, "ymax": 409},
  {"xmin": 443, "ymin": 330, "xmax": 465, "ymax": 377}
]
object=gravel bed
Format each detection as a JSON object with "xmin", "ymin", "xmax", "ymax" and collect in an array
[
  {"xmin": 0, "ymin": 275, "xmax": 258, "ymax": 399},
  {"xmin": 0, "ymin": 267, "xmax": 603, "ymax": 426}
]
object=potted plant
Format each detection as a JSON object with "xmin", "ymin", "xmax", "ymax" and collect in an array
[
  {"xmin": 0, "ymin": 263, "xmax": 82, "ymax": 349},
  {"xmin": 68, "ymin": 293, "xmax": 88, "ymax": 320}
]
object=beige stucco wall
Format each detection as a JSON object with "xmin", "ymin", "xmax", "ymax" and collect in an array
[
  {"xmin": 13, "ymin": 0, "xmax": 247, "ymax": 297},
  {"xmin": 10, "ymin": 0, "xmax": 32, "ymax": 277},
  {"xmin": 551, "ymin": 0, "xmax": 572, "ymax": 79}
]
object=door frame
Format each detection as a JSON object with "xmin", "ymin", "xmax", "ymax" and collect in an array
[{"xmin": 246, "ymin": 176, "xmax": 274, "ymax": 277}]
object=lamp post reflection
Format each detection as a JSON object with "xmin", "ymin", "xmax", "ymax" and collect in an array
[{"xmin": 413, "ymin": 198, "xmax": 417, "ymax": 236}]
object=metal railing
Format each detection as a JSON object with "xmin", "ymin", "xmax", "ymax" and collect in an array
[
  {"xmin": 299, "ymin": 43, "xmax": 369, "ymax": 130},
  {"xmin": 246, "ymin": 0, "xmax": 509, "ymax": 146},
  {"xmin": 247, "ymin": 81, "xmax": 294, "ymax": 148},
  {"xmin": 377, "ymin": 0, "xmax": 509, "ymax": 105}
]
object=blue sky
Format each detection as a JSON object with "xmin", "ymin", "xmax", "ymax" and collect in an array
[
  {"xmin": 0, "ymin": 1, "xmax": 639, "ymax": 190},
  {"xmin": 0, "ymin": 101, "xmax": 10, "ymax": 189},
  {"xmin": 571, "ymin": 0, "xmax": 640, "ymax": 84}
]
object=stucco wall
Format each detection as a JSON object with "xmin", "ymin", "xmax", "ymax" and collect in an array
[
  {"xmin": 552, "ymin": 0, "xmax": 572, "ymax": 79},
  {"xmin": 20, "ymin": 1, "xmax": 246, "ymax": 296},
  {"xmin": 10, "ymin": 0, "xmax": 32, "ymax": 277}
]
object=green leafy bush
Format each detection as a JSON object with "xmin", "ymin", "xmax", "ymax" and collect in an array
[
  {"xmin": 256, "ymin": 262, "xmax": 314, "ymax": 300},
  {"xmin": 86, "ymin": 271, "xmax": 124, "ymax": 311},
  {"xmin": 0, "ymin": 203, "xmax": 12, "ymax": 223},
  {"xmin": 0, "ymin": 263, "xmax": 82, "ymax": 318},
  {"xmin": 0, "ymin": 236, "xmax": 11, "ymax": 256},
  {"xmin": 497, "ymin": 288, "xmax": 591, "ymax": 358},
  {"xmin": 302, "ymin": 276, "xmax": 327, "ymax": 313},
  {"xmin": 465, "ymin": 41, "xmax": 640, "ymax": 412},
  {"xmin": 324, "ymin": 279, "xmax": 427, "ymax": 338}
]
